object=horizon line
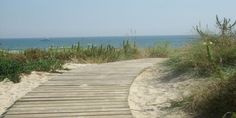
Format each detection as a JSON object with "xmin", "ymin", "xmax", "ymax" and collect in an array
[{"xmin": 0, "ymin": 34, "xmax": 196, "ymax": 39}]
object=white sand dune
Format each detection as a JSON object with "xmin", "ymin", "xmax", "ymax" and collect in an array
[{"xmin": 129, "ymin": 63, "xmax": 204, "ymax": 118}]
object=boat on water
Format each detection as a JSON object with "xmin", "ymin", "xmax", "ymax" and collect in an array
[{"xmin": 40, "ymin": 38, "xmax": 50, "ymax": 42}]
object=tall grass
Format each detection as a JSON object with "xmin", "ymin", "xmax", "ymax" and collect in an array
[
  {"xmin": 120, "ymin": 40, "xmax": 141, "ymax": 59},
  {"xmin": 167, "ymin": 16, "xmax": 236, "ymax": 118},
  {"xmin": 1, "ymin": 40, "xmax": 169, "ymax": 83},
  {"xmin": 188, "ymin": 73, "xmax": 236, "ymax": 118},
  {"xmin": 147, "ymin": 42, "xmax": 171, "ymax": 58},
  {"xmin": 168, "ymin": 16, "xmax": 236, "ymax": 77}
]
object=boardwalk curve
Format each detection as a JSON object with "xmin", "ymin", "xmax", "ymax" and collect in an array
[{"xmin": 2, "ymin": 58, "xmax": 161, "ymax": 118}]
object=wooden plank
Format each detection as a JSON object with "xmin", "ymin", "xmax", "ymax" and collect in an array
[
  {"xmin": 29, "ymin": 90, "xmax": 128, "ymax": 93},
  {"xmin": 38, "ymin": 84, "xmax": 132, "ymax": 86},
  {"xmin": 25, "ymin": 92, "xmax": 127, "ymax": 96},
  {"xmin": 8, "ymin": 107, "xmax": 130, "ymax": 114},
  {"xmin": 2, "ymin": 58, "xmax": 161, "ymax": 118},
  {"xmin": 19, "ymin": 96, "xmax": 127, "ymax": 101},
  {"xmin": 14, "ymin": 100, "xmax": 128, "ymax": 106},
  {"xmin": 4, "ymin": 115, "xmax": 133, "ymax": 118},
  {"xmin": 13, "ymin": 102, "xmax": 128, "ymax": 108},
  {"xmin": 4, "ymin": 110, "xmax": 132, "ymax": 118},
  {"xmin": 48, "ymin": 72, "xmax": 138, "ymax": 76},
  {"xmin": 56, "ymin": 115, "xmax": 133, "ymax": 118},
  {"xmin": 23, "ymin": 94, "xmax": 127, "ymax": 98},
  {"xmin": 43, "ymin": 82, "xmax": 132, "ymax": 85}
]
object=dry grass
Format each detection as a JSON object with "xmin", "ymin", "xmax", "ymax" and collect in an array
[{"xmin": 188, "ymin": 73, "xmax": 236, "ymax": 118}]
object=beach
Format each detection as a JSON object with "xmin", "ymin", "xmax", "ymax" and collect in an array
[
  {"xmin": 0, "ymin": 63, "xmax": 89, "ymax": 115},
  {"xmin": 128, "ymin": 61, "xmax": 205, "ymax": 118}
]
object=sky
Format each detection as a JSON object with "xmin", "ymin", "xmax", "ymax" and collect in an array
[{"xmin": 0, "ymin": 0, "xmax": 236, "ymax": 38}]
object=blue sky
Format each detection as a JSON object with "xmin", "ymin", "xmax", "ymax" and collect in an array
[{"xmin": 0, "ymin": 0, "xmax": 236, "ymax": 38}]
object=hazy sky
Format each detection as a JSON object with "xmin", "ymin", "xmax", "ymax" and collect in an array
[{"xmin": 0, "ymin": 0, "xmax": 236, "ymax": 38}]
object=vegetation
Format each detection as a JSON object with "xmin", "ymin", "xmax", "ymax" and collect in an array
[
  {"xmin": 168, "ymin": 16, "xmax": 236, "ymax": 78},
  {"xmin": 0, "ymin": 40, "xmax": 169, "ymax": 83},
  {"xmin": 0, "ymin": 51, "xmax": 63, "ymax": 83},
  {"xmin": 167, "ymin": 16, "xmax": 236, "ymax": 118},
  {"xmin": 188, "ymin": 73, "xmax": 236, "ymax": 118},
  {"xmin": 0, "ymin": 57, "xmax": 23, "ymax": 83},
  {"xmin": 1, "ymin": 13, "xmax": 235, "ymax": 118},
  {"xmin": 147, "ymin": 41, "xmax": 171, "ymax": 58}
]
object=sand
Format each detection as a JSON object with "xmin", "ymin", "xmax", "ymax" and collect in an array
[
  {"xmin": 0, "ymin": 60, "xmax": 203, "ymax": 117},
  {"xmin": 128, "ymin": 62, "xmax": 204, "ymax": 118},
  {"xmin": 0, "ymin": 63, "xmax": 89, "ymax": 115}
]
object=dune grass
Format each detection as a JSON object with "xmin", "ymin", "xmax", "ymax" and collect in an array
[
  {"xmin": 167, "ymin": 16, "xmax": 236, "ymax": 78},
  {"xmin": 0, "ymin": 40, "xmax": 170, "ymax": 83},
  {"xmin": 146, "ymin": 41, "xmax": 171, "ymax": 58},
  {"xmin": 167, "ymin": 16, "xmax": 236, "ymax": 118},
  {"xmin": 188, "ymin": 73, "xmax": 236, "ymax": 118},
  {"xmin": 0, "ymin": 51, "xmax": 64, "ymax": 83}
]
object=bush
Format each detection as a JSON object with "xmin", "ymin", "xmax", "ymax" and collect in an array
[
  {"xmin": 0, "ymin": 50, "xmax": 63, "ymax": 83},
  {"xmin": 168, "ymin": 16, "xmax": 236, "ymax": 77},
  {"xmin": 120, "ymin": 40, "xmax": 141, "ymax": 59},
  {"xmin": 168, "ymin": 42, "xmax": 215, "ymax": 76},
  {"xmin": 188, "ymin": 73, "xmax": 236, "ymax": 118},
  {"xmin": 169, "ymin": 16, "xmax": 236, "ymax": 118},
  {"xmin": 24, "ymin": 58, "xmax": 63, "ymax": 72},
  {"xmin": 24, "ymin": 48, "xmax": 49, "ymax": 60},
  {"xmin": 147, "ymin": 42, "xmax": 170, "ymax": 58},
  {"xmin": 78, "ymin": 44, "xmax": 121, "ymax": 63},
  {"xmin": 0, "ymin": 57, "xmax": 23, "ymax": 83}
]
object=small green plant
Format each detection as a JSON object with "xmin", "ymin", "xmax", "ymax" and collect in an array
[
  {"xmin": 203, "ymin": 40, "xmax": 224, "ymax": 79},
  {"xmin": 120, "ymin": 40, "xmax": 141, "ymax": 59},
  {"xmin": 147, "ymin": 41, "xmax": 170, "ymax": 58}
]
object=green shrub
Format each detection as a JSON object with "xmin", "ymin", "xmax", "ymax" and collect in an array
[
  {"xmin": 120, "ymin": 40, "xmax": 141, "ymax": 59},
  {"xmin": 169, "ymin": 16, "xmax": 236, "ymax": 118},
  {"xmin": 168, "ymin": 16, "xmax": 236, "ymax": 77},
  {"xmin": 54, "ymin": 51, "xmax": 72, "ymax": 61},
  {"xmin": 0, "ymin": 57, "xmax": 23, "ymax": 83},
  {"xmin": 0, "ymin": 56, "xmax": 63, "ymax": 83},
  {"xmin": 147, "ymin": 42, "xmax": 170, "ymax": 58},
  {"xmin": 0, "ymin": 49, "xmax": 64, "ymax": 83},
  {"xmin": 6, "ymin": 53, "xmax": 27, "ymax": 63},
  {"xmin": 168, "ymin": 42, "xmax": 215, "ymax": 76},
  {"xmin": 24, "ymin": 58, "xmax": 63, "ymax": 72},
  {"xmin": 73, "ymin": 44, "xmax": 121, "ymax": 63},
  {"xmin": 188, "ymin": 73, "xmax": 236, "ymax": 118},
  {"xmin": 24, "ymin": 48, "xmax": 49, "ymax": 60}
]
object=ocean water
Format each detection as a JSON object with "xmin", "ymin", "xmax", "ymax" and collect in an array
[{"xmin": 0, "ymin": 35, "xmax": 196, "ymax": 50}]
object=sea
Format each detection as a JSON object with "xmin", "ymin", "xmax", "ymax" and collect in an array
[{"xmin": 0, "ymin": 35, "xmax": 197, "ymax": 50}]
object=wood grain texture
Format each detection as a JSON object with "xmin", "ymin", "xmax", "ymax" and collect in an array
[{"xmin": 2, "ymin": 58, "xmax": 161, "ymax": 118}]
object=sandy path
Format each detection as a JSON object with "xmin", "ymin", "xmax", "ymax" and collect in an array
[{"xmin": 128, "ymin": 61, "xmax": 203, "ymax": 118}]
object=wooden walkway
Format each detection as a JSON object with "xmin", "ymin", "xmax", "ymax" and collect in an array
[{"xmin": 2, "ymin": 58, "xmax": 161, "ymax": 118}]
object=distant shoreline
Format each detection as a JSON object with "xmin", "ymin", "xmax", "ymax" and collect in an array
[
  {"xmin": 0, "ymin": 35, "xmax": 196, "ymax": 50},
  {"xmin": 0, "ymin": 34, "xmax": 197, "ymax": 40}
]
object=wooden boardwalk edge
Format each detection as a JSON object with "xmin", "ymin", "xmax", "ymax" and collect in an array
[{"xmin": 2, "ymin": 58, "xmax": 163, "ymax": 118}]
